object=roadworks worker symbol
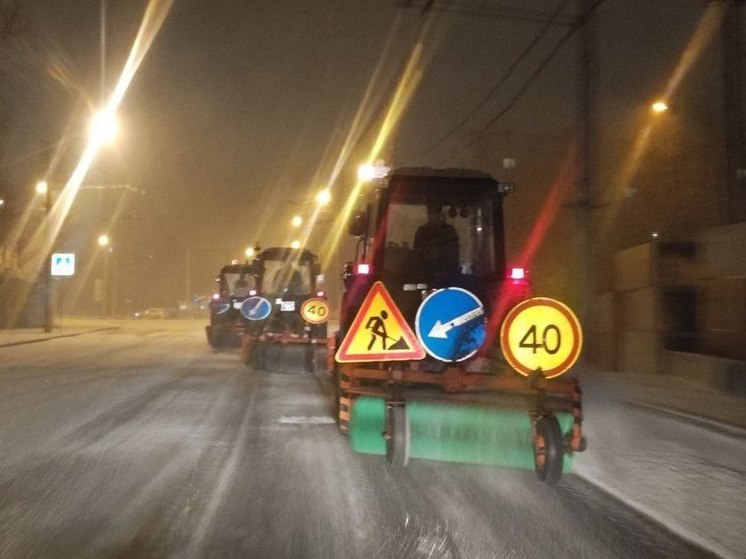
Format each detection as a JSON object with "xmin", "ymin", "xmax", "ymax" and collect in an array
[{"xmin": 336, "ymin": 281, "xmax": 425, "ymax": 363}]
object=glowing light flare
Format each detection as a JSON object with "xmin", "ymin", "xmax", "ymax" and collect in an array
[
  {"xmin": 97, "ymin": 234, "xmax": 110, "ymax": 247},
  {"xmin": 662, "ymin": 2, "xmax": 726, "ymax": 102},
  {"xmin": 651, "ymin": 101, "xmax": 668, "ymax": 114},
  {"xmin": 508, "ymin": 267, "xmax": 526, "ymax": 280},
  {"xmin": 321, "ymin": 11, "xmax": 414, "ymax": 196},
  {"xmin": 245, "ymin": 247, "xmax": 255, "ymax": 258},
  {"xmin": 290, "ymin": 240, "xmax": 301, "ymax": 250},
  {"xmin": 35, "ymin": 181, "xmax": 49, "ymax": 195},
  {"xmin": 482, "ymin": 149, "xmax": 577, "ymax": 353},
  {"xmin": 108, "ymin": 0, "xmax": 175, "ymax": 112},
  {"xmin": 357, "ymin": 163, "xmax": 377, "ymax": 181},
  {"xmin": 316, "ymin": 188, "xmax": 331, "ymax": 207},
  {"xmin": 601, "ymin": 4, "xmax": 725, "ymax": 238},
  {"xmin": 320, "ymin": 42, "xmax": 425, "ymax": 272},
  {"xmin": 12, "ymin": 0, "xmax": 175, "ymax": 302},
  {"xmin": 89, "ymin": 109, "xmax": 119, "ymax": 146},
  {"xmin": 291, "ymin": 215, "xmax": 303, "ymax": 228},
  {"xmin": 599, "ymin": 123, "xmax": 653, "ymax": 234}
]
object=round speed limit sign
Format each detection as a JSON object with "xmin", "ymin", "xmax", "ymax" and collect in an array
[
  {"xmin": 300, "ymin": 297, "xmax": 330, "ymax": 324},
  {"xmin": 500, "ymin": 297, "xmax": 582, "ymax": 379}
]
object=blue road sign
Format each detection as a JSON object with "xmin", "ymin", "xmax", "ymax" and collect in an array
[
  {"xmin": 415, "ymin": 287, "xmax": 486, "ymax": 362},
  {"xmin": 240, "ymin": 296, "xmax": 272, "ymax": 321}
]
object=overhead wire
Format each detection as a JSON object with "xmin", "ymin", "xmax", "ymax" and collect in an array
[
  {"xmin": 408, "ymin": 0, "xmax": 571, "ymax": 161},
  {"xmin": 442, "ymin": 0, "xmax": 610, "ymax": 164}
]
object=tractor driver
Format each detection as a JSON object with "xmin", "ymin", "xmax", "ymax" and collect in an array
[{"xmin": 414, "ymin": 204, "xmax": 460, "ymax": 275}]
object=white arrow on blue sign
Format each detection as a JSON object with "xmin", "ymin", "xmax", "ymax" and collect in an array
[
  {"xmin": 51, "ymin": 253, "xmax": 75, "ymax": 276},
  {"xmin": 415, "ymin": 287, "xmax": 487, "ymax": 362},
  {"xmin": 240, "ymin": 296, "xmax": 272, "ymax": 321}
]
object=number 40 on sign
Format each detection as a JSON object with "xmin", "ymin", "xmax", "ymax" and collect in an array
[{"xmin": 499, "ymin": 297, "xmax": 583, "ymax": 379}]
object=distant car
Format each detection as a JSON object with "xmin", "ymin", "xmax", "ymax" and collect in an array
[{"xmin": 135, "ymin": 307, "xmax": 166, "ymax": 319}]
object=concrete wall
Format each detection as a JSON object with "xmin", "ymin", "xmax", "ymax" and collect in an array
[
  {"xmin": 588, "ymin": 222, "xmax": 746, "ymax": 381},
  {"xmin": 608, "ymin": 242, "xmax": 698, "ymax": 374}
]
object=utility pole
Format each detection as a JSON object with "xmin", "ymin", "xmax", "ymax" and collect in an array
[
  {"xmin": 577, "ymin": 0, "xmax": 597, "ymax": 326},
  {"xmin": 722, "ymin": 0, "xmax": 746, "ymax": 222},
  {"xmin": 185, "ymin": 245, "xmax": 191, "ymax": 313},
  {"xmin": 43, "ymin": 184, "xmax": 52, "ymax": 332}
]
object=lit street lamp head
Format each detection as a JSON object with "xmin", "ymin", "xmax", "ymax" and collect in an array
[
  {"xmin": 97, "ymin": 234, "xmax": 110, "ymax": 247},
  {"xmin": 316, "ymin": 188, "xmax": 331, "ymax": 206},
  {"xmin": 651, "ymin": 100, "xmax": 669, "ymax": 114},
  {"xmin": 35, "ymin": 180, "xmax": 49, "ymax": 195},
  {"xmin": 90, "ymin": 109, "xmax": 119, "ymax": 146}
]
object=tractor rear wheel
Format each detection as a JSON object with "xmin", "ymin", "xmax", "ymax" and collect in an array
[
  {"xmin": 385, "ymin": 405, "xmax": 410, "ymax": 467},
  {"xmin": 534, "ymin": 415, "xmax": 563, "ymax": 484}
]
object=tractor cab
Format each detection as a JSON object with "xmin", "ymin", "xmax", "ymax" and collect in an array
[
  {"xmin": 241, "ymin": 247, "xmax": 329, "ymax": 371},
  {"xmin": 342, "ymin": 167, "xmax": 530, "ymax": 333},
  {"xmin": 206, "ymin": 262, "xmax": 258, "ymax": 348}
]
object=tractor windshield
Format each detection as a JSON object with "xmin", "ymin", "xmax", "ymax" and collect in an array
[
  {"xmin": 222, "ymin": 272, "xmax": 256, "ymax": 297},
  {"xmin": 383, "ymin": 191, "xmax": 496, "ymax": 276},
  {"xmin": 261, "ymin": 258, "xmax": 313, "ymax": 297}
]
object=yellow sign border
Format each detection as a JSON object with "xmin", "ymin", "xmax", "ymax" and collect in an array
[
  {"xmin": 499, "ymin": 297, "xmax": 582, "ymax": 379},
  {"xmin": 300, "ymin": 297, "xmax": 330, "ymax": 324}
]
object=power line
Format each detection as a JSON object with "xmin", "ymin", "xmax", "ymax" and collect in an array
[
  {"xmin": 446, "ymin": 0, "xmax": 610, "ymax": 163},
  {"xmin": 409, "ymin": 0, "xmax": 571, "ymax": 161},
  {"xmin": 398, "ymin": 1, "xmax": 576, "ymax": 26}
]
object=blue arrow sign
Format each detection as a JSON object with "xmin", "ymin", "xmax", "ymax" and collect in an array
[
  {"xmin": 415, "ymin": 287, "xmax": 486, "ymax": 362},
  {"xmin": 240, "ymin": 296, "xmax": 272, "ymax": 321}
]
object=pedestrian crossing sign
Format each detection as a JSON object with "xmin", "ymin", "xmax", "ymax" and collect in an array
[
  {"xmin": 335, "ymin": 281, "xmax": 425, "ymax": 363},
  {"xmin": 51, "ymin": 253, "xmax": 75, "ymax": 277}
]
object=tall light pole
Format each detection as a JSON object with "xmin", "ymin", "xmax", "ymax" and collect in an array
[
  {"xmin": 100, "ymin": 0, "xmax": 106, "ymax": 104},
  {"xmin": 35, "ymin": 180, "xmax": 53, "ymax": 332},
  {"xmin": 97, "ymin": 234, "xmax": 110, "ymax": 317}
]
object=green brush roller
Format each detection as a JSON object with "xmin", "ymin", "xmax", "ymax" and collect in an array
[{"xmin": 349, "ymin": 395, "xmax": 574, "ymax": 472}]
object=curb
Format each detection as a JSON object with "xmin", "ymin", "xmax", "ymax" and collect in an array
[
  {"xmin": 628, "ymin": 401, "xmax": 746, "ymax": 439},
  {"xmin": 0, "ymin": 327, "xmax": 120, "ymax": 348}
]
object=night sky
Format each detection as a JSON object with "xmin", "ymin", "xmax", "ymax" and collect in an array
[{"xmin": 0, "ymin": 0, "xmax": 727, "ymax": 312}]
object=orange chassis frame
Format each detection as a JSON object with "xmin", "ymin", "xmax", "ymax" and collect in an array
[{"xmin": 327, "ymin": 339, "xmax": 586, "ymax": 455}]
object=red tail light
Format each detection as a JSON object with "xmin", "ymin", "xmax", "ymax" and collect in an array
[
  {"xmin": 508, "ymin": 267, "xmax": 526, "ymax": 280},
  {"xmin": 356, "ymin": 263, "xmax": 371, "ymax": 275}
]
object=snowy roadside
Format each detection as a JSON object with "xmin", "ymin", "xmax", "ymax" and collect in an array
[{"xmin": 574, "ymin": 370, "xmax": 746, "ymax": 559}]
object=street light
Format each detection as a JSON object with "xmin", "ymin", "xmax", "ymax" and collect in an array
[
  {"xmin": 316, "ymin": 188, "xmax": 331, "ymax": 207},
  {"xmin": 291, "ymin": 215, "xmax": 303, "ymax": 228},
  {"xmin": 651, "ymin": 100, "xmax": 669, "ymax": 114},
  {"xmin": 35, "ymin": 180, "xmax": 53, "ymax": 332},
  {"xmin": 89, "ymin": 109, "xmax": 119, "ymax": 146},
  {"xmin": 358, "ymin": 160, "xmax": 390, "ymax": 182},
  {"xmin": 97, "ymin": 234, "xmax": 110, "ymax": 247},
  {"xmin": 290, "ymin": 240, "xmax": 301, "ymax": 249},
  {"xmin": 245, "ymin": 246, "xmax": 255, "ymax": 259}
]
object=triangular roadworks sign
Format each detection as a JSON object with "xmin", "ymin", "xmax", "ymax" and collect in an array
[{"xmin": 336, "ymin": 281, "xmax": 425, "ymax": 363}]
